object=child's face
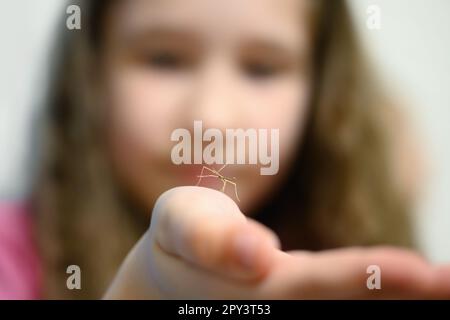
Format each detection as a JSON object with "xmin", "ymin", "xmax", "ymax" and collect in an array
[{"xmin": 102, "ymin": 0, "xmax": 313, "ymax": 212}]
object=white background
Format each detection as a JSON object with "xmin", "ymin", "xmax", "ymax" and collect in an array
[{"xmin": 0, "ymin": 0, "xmax": 449, "ymax": 262}]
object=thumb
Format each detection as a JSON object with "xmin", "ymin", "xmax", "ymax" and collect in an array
[{"xmin": 149, "ymin": 186, "xmax": 280, "ymax": 281}]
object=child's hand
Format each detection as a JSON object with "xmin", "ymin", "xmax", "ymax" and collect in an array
[
  {"xmin": 104, "ymin": 186, "xmax": 280, "ymax": 299},
  {"xmin": 104, "ymin": 187, "xmax": 450, "ymax": 299}
]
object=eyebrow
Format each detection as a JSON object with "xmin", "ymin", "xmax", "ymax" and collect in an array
[
  {"xmin": 121, "ymin": 27, "xmax": 202, "ymax": 47},
  {"xmin": 240, "ymin": 40, "xmax": 301, "ymax": 58},
  {"xmin": 119, "ymin": 24, "xmax": 305, "ymax": 61}
]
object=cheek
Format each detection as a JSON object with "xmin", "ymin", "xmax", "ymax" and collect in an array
[
  {"xmin": 106, "ymin": 69, "xmax": 189, "ymax": 156},
  {"xmin": 243, "ymin": 78, "xmax": 310, "ymax": 165},
  {"xmin": 235, "ymin": 79, "xmax": 309, "ymax": 212},
  {"xmin": 103, "ymin": 69, "xmax": 194, "ymax": 207},
  {"xmin": 278, "ymin": 80, "xmax": 310, "ymax": 164}
]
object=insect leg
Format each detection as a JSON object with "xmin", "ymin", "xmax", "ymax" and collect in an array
[
  {"xmin": 216, "ymin": 164, "xmax": 228, "ymax": 173},
  {"xmin": 227, "ymin": 180, "xmax": 241, "ymax": 202},
  {"xmin": 196, "ymin": 166, "xmax": 208, "ymax": 186}
]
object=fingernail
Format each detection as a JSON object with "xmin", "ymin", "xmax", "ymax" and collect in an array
[{"xmin": 233, "ymin": 232, "xmax": 259, "ymax": 270}]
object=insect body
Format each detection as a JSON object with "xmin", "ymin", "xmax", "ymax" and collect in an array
[{"xmin": 196, "ymin": 164, "xmax": 240, "ymax": 202}]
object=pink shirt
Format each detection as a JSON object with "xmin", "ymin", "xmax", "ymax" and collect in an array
[{"xmin": 0, "ymin": 202, "xmax": 42, "ymax": 299}]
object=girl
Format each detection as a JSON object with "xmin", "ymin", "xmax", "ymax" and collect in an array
[{"xmin": 2, "ymin": 0, "xmax": 449, "ymax": 299}]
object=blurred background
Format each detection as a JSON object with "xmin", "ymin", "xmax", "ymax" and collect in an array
[{"xmin": 0, "ymin": 0, "xmax": 449, "ymax": 262}]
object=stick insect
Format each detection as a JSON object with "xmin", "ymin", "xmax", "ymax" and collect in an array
[{"xmin": 196, "ymin": 164, "xmax": 240, "ymax": 202}]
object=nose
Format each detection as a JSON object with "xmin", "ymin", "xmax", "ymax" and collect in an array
[{"xmin": 188, "ymin": 54, "xmax": 240, "ymax": 130}]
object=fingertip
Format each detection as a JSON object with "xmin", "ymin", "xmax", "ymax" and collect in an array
[
  {"xmin": 232, "ymin": 231, "xmax": 263, "ymax": 271},
  {"xmin": 432, "ymin": 265, "xmax": 450, "ymax": 299},
  {"xmin": 228, "ymin": 222, "xmax": 279, "ymax": 280}
]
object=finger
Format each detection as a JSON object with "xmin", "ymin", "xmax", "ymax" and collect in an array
[
  {"xmin": 148, "ymin": 235, "xmax": 272, "ymax": 299},
  {"xmin": 266, "ymin": 247, "xmax": 450, "ymax": 299},
  {"xmin": 149, "ymin": 186, "xmax": 280, "ymax": 281}
]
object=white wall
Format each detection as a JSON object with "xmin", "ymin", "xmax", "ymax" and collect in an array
[
  {"xmin": 349, "ymin": 0, "xmax": 450, "ymax": 262},
  {"xmin": 0, "ymin": 0, "xmax": 449, "ymax": 261},
  {"xmin": 0, "ymin": 0, "xmax": 65, "ymax": 199}
]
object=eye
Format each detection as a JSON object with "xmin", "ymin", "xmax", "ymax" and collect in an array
[
  {"xmin": 149, "ymin": 51, "xmax": 181, "ymax": 68},
  {"xmin": 243, "ymin": 61, "xmax": 279, "ymax": 79},
  {"xmin": 143, "ymin": 49, "xmax": 190, "ymax": 70}
]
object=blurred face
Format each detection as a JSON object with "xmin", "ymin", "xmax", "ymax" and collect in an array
[{"xmin": 102, "ymin": 0, "xmax": 313, "ymax": 213}]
